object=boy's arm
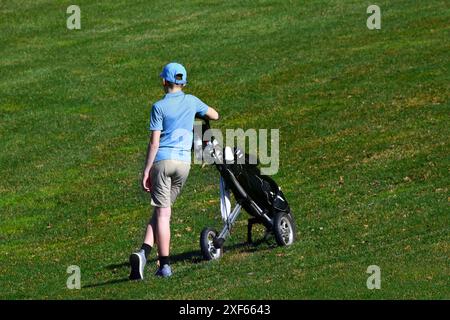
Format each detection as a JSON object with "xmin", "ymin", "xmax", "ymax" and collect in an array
[
  {"xmin": 142, "ymin": 130, "xmax": 161, "ymax": 192},
  {"xmin": 205, "ymin": 106, "xmax": 219, "ymax": 120}
]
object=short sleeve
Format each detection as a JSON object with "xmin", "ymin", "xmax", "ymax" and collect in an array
[
  {"xmin": 149, "ymin": 104, "xmax": 163, "ymax": 131},
  {"xmin": 193, "ymin": 96, "xmax": 209, "ymax": 116}
]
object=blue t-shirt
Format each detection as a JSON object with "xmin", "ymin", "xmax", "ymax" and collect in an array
[{"xmin": 149, "ymin": 91, "xmax": 209, "ymax": 163}]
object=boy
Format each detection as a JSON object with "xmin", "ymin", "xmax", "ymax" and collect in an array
[{"xmin": 129, "ymin": 62, "xmax": 219, "ymax": 280}]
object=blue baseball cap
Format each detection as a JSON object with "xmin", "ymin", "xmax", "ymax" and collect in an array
[{"xmin": 160, "ymin": 62, "xmax": 187, "ymax": 85}]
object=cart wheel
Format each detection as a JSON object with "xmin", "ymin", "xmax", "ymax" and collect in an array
[
  {"xmin": 273, "ymin": 212, "xmax": 296, "ymax": 246},
  {"xmin": 200, "ymin": 227, "xmax": 223, "ymax": 260}
]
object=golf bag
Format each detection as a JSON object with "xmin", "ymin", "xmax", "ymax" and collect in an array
[{"xmin": 194, "ymin": 115, "xmax": 297, "ymax": 260}]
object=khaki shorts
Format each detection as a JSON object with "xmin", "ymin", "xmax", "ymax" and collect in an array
[{"xmin": 150, "ymin": 160, "xmax": 190, "ymax": 207}]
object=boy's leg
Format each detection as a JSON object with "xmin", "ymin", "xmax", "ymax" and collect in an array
[
  {"xmin": 129, "ymin": 217, "xmax": 154, "ymax": 280},
  {"xmin": 129, "ymin": 207, "xmax": 157, "ymax": 280},
  {"xmin": 156, "ymin": 161, "xmax": 189, "ymax": 267},
  {"xmin": 148, "ymin": 161, "xmax": 173, "ymax": 275},
  {"xmin": 143, "ymin": 208, "xmax": 157, "ymax": 247},
  {"xmin": 154, "ymin": 206, "xmax": 172, "ymax": 277},
  {"xmin": 156, "ymin": 160, "xmax": 190, "ymax": 276},
  {"xmin": 151, "ymin": 160, "xmax": 189, "ymax": 277},
  {"xmin": 155, "ymin": 206, "xmax": 171, "ymax": 257}
]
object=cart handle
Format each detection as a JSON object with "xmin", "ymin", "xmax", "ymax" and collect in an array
[{"xmin": 195, "ymin": 113, "xmax": 210, "ymax": 130}]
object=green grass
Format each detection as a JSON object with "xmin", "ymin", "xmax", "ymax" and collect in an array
[{"xmin": 0, "ymin": 0, "xmax": 449, "ymax": 299}]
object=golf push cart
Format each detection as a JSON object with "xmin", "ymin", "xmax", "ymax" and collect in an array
[{"xmin": 193, "ymin": 116, "xmax": 297, "ymax": 260}]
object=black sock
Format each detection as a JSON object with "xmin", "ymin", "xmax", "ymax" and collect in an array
[
  {"xmin": 140, "ymin": 243, "xmax": 152, "ymax": 258},
  {"xmin": 159, "ymin": 256, "xmax": 170, "ymax": 266}
]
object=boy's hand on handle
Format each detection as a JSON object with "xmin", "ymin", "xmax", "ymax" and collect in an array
[{"xmin": 143, "ymin": 169, "xmax": 151, "ymax": 192}]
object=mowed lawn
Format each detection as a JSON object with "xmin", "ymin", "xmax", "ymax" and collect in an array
[{"xmin": 0, "ymin": 0, "xmax": 448, "ymax": 299}]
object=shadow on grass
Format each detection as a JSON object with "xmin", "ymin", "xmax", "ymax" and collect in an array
[
  {"xmin": 105, "ymin": 239, "xmax": 271, "ymax": 271},
  {"xmin": 86, "ymin": 240, "xmax": 272, "ymax": 288},
  {"xmin": 83, "ymin": 277, "xmax": 129, "ymax": 289},
  {"xmin": 104, "ymin": 250, "xmax": 203, "ymax": 271}
]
